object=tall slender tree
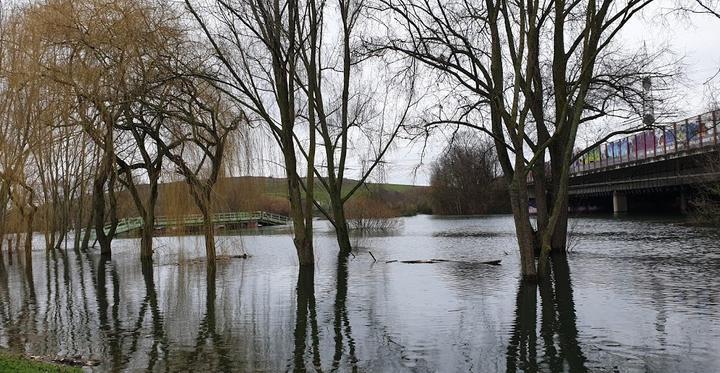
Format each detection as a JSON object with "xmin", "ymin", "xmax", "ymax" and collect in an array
[
  {"xmin": 185, "ymin": 0, "xmax": 317, "ymax": 266},
  {"xmin": 294, "ymin": 0, "xmax": 415, "ymax": 255}
]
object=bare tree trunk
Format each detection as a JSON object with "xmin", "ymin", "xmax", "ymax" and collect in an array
[
  {"xmin": 509, "ymin": 175, "xmax": 537, "ymax": 281},
  {"xmin": 81, "ymin": 203, "xmax": 94, "ymax": 251},
  {"xmin": 331, "ymin": 194, "xmax": 352, "ymax": 255},
  {"xmin": 93, "ymin": 134, "xmax": 118, "ymax": 256},
  {"xmin": 137, "ymin": 171, "xmax": 160, "ymax": 261},
  {"xmin": 285, "ymin": 145, "xmax": 314, "ymax": 267},
  {"xmin": 140, "ymin": 217, "xmax": 154, "ymax": 259},
  {"xmin": 550, "ymin": 199, "xmax": 569, "ymax": 254},
  {"xmin": 24, "ymin": 210, "xmax": 34, "ymax": 267},
  {"xmin": 549, "ymin": 151, "xmax": 569, "ymax": 253},
  {"xmin": 533, "ymin": 161, "xmax": 549, "ymax": 253},
  {"xmin": 92, "ymin": 173, "xmax": 111, "ymax": 255},
  {"xmin": 73, "ymin": 194, "xmax": 85, "ymax": 249},
  {"xmin": 202, "ymin": 212, "xmax": 216, "ymax": 263}
]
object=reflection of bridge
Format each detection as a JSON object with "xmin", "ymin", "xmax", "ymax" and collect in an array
[
  {"xmin": 91, "ymin": 211, "xmax": 290, "ymax": 238},
  {"xmin": 533, "ymin": 110, "xmax": 720, "ymax": 214}
]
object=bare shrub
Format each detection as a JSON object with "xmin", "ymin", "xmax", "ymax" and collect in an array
[
  {"xmin": 430, "ymin": 133, "xmax": 510, "ymax": 215},
  {"xmin": 345, "ymin": 196, "xmax": 402, "ymax": 231}
]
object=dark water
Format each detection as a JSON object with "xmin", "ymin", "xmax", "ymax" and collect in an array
[{"xmin": 0, "ymin": 215, "xmax": 719, "ymax": 372}]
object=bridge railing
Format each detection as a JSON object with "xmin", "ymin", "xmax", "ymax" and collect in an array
[
  {"xmin": 570, "ymin": 109, "xmax": 719, "ymax": 175},
  {"xmin": 259, "ymin": 211, "xmax": 290, "ymax": 223},
  {"xmin": 98, "ymin": 211, "xmax": 289, "ymax": 233}
]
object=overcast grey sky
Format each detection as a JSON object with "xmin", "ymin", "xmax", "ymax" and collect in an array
[{"xmin": 377, "ymin": 1, "xmax": 720, "ymax": 186}]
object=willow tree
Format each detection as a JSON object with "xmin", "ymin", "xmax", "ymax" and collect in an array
[
  {"xmin": 0, "ymin": 3, "xmax": 52, "ymax": 260},
  {"xmin": 185, "ymin": 0, "xmax": 316, "ymax": 266},
  {"xmin": 380, "ymin": 0, "xmax": 663, "ymax": 280},
  {"xmin": 31, "ymin": 0, "xmax": 137, "ymax": 255},
  {"xmin": 102, "ymin": 0, "xmax": 189, "ymax": 261},
  {"xmin": 33, "ymin": 0, "xmax": 190, "ymax": 257},
  {"xmin": 151, "ymin": 78, "xmax": 244, "ymax": 262}
]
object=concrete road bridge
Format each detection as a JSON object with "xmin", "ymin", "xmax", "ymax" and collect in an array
[
  {"xmin": 90, "ymin": 211, "xmax": 290, "ymax": 239},
  {"xmin": 532, "ymin": 109, "xmax": 720, "ymax": 214}
]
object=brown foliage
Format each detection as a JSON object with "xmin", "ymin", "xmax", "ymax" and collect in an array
[
  {"xmin": 345, "ymin": 195, "xmax": 401, "ymax": 231},
  {"xmin": 429, "ymin": 134, "xmax": 510, "ymax": 215}
]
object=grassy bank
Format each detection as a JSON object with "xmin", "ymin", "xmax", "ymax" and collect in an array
[
  {"xmin": 112, "ymin": 176, "xmax": 431, "ymax": 218},
  {"xmin": 0, "ymin": 351, "xmax": 81, "ymax": 373}
]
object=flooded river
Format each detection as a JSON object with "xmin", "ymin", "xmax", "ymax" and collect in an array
[{"xmin": 0, "ymin": 215, "xmax": 718, "ymax": 372}]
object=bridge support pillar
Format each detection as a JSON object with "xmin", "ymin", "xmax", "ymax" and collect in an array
[
  {"xmin": 613, "ymin": 191, "xmax": 628, "ymax": 214},
  {"xmin": 680, "ymin": 189, "xmax": 688, "ymax": 214}
]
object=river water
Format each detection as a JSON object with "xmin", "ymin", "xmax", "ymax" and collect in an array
[{"xmin": 0, "ymin": 215, "xmax": 718, "ymax": 372}]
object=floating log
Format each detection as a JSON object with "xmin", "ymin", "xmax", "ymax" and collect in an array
[
  {"xmin": 387, "ymin": 259, "xmax": 502, "ymax": 265},
  {"xmin": 481, "ymin": 259, "xmax": 502, "ymax": 266}
]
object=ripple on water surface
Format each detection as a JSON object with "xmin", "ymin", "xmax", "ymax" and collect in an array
[{"xmin": 0, "ymin": 214, "xmax": 718, "ymax": 372}]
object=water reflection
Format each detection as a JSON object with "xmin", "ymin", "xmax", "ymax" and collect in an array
[
  {"xmin": 292, "ymin": 267, "xmax": 321, "ymax": 372},
  {"xmin": 0, "ymin": 215, "xmax": 717, "ymax": 371},
  {"xmin": 291, "ymin": 254, "xmax": 359, "ymax": 372},
  {"xmin": 507, "ymin": 256, "xmax": 587, "ymax": 373},
  {"xmin": 189, "ymin": 264, "xmax": 232, "ymax": 371},
  {"xmin": 332, "ymin": 254, "xmax": 357, "ymax": 371}
]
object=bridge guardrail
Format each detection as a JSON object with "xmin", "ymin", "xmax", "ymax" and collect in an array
[
  {"xmin": 570, "ymin": 110, "xmax": 719, "ymax": 175},
  {"xmin": 524, "ymin": 110, "xmax": 719, "ymax": 184}
]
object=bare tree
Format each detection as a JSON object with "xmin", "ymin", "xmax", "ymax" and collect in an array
[
  {"xmin": 430, "ymin": 133, "xmax": 509, "ymax": 215},
  {"xmin": 293, "ymin": 0, "xmax": 415, "ymax": 255},
  {"xmin": 377, "ymin": 0, "xmax": 668, "ymax": 280},
  {"xmin": 185, "ymin": 0, "xmax": 317, "ymax": 266}
]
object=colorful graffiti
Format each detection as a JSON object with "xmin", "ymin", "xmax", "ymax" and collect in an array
[{"xmin": 574, "ymin": 109, "xmax": 719, "ymax": 171}]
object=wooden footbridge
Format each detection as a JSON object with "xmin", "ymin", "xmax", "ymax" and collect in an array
[{"xmin": 90, "ymin": 211, "xmax": 289, "ymax": 238}]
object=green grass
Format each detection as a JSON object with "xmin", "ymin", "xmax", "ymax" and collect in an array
[{"xmin": 0, "ymin": 352, "xmax": 81, "ymax": 373}]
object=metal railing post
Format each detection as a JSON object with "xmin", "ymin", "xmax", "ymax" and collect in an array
[
  {"xmin": 714, "ymin": 110, "xmax": 718, "ymax": 146},
  {"xmin": 634, "ymin": 134, "xmax": 638, "ymax": 160},
  {"xmin": 653, "ymin": 130, "xmax": 657, "ymax": 157},
  {"xmin": 699, "ymin": 115, "xmax": 704, "ymax": 147}
]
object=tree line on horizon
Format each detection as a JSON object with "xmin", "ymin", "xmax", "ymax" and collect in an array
[{"xmin": 1, "ymin": 0, "xmax": 718, "ymax": 281}]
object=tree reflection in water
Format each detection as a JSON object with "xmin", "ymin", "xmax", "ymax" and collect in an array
[
  {"xmin": 507, "ymin": 256, "xmax": 588, "ymax": 372},
  {"xmin": 332, "ymin": 253, "xmax": 357, "ymax": 371},
  {"xmin": 292, "ymin": 266, "xmax": 321, "ymax": 372},
  {"xmin": 141, "ymin": 258, "xmax": 169, "ymax": 371},
  {"xmin": 291, "ymin": 252, "xmax": 360, "ymax": 372},
  {"xmin": 188, "ymin": 263, "xmax": 232, "ymax": 371}
]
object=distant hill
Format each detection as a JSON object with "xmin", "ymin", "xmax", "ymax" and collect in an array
[{"xmin": 116, "ymin": 176, "xmax": 430, "ymax": 218}]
